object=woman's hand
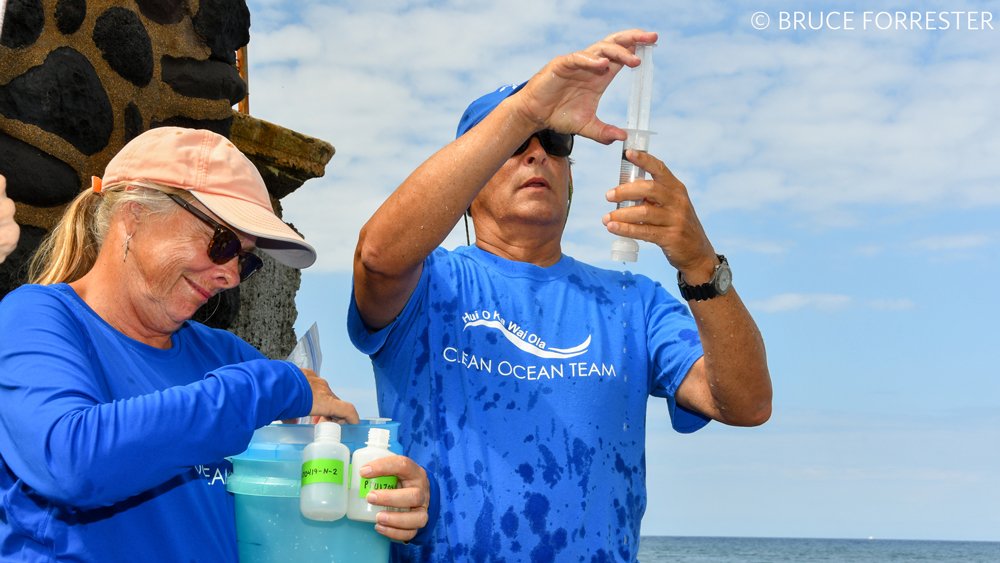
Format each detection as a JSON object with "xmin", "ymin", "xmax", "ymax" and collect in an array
[
  {"xmin": 301, "ymin": 368, "xmax": 359, "ymax": 424},
  {"xmin": 359, "ymin": 455, "xmax": 431, "ymax": 542},
  {"xmin": 0, "ymin": 175, "xmax": 20, "ymax": 264}
]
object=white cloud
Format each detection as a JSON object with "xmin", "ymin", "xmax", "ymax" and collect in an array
[
  {"xmin": 245, "ymin": 0, "xmax": 610, "ymax": 271},
  {"xmin": 749, "ymin": 292, "xmax": 851, "ymax": 313},
  {"xmin": 867, "ymin": 298, "xmax": 916, "ymax": 311},
  {"xmin": 912, "ymin": 233, "xmax": 990, "ymax": 251},
  {"xmin": 719, "ymin": 236, "xmax": 791, "ymax": 255},
  {"xmin": 780, "ymin": 465, "xmax": 983, "ymax": 485},
  {"xmin": 245, "ymin": 3, "xmax": 1000, "ymax": 542},
  {"xmin": 747, "ymin": 293, "xmax": 917, "ymax": 313},
  {"xmin": 661, "ymin": 23, "xmax": 1000, "ymax": 216},
  {"xmin": 855, "ymin": 243, "xmax": 884, "ymax": 256},
  {"xmin": 249, "ymin": 25, "xmax": 323, "ymax": 63},
  {"xmin": 243, "ymin": 0, "xmax": 1000, "ymax": 274}
]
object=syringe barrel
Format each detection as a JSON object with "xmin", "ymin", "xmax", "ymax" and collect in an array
[
  {"xmin": 617, "ymin": 44, "xmax": 655, "ymax": 209},
  {"xmin": 625, "ymin": 43, "xmax": 655, "ymax": 131},
  {"xmin": 617, "ymin": 130, "xmax": 652, "ymax": 210},
  {"xmin": 616, "ymin": 151, "xmax": 645, "ymax": 210},
  {"xmin": 610, "ymin": 42, "xmax": 656, "ymax": 263}
]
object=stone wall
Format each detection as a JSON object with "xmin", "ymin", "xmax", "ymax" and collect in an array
[{"xmin": 0, "ymin": 0, "xmax": 333, "ymax": 358}]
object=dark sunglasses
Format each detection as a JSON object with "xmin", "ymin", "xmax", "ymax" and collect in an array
[
  {"xmin": 166, "ymin": 194, "xmax": 263, "ymax": 282},
  {"xmin": 513, "ymin": 130, "xmax": 574, "ymax": 158}
]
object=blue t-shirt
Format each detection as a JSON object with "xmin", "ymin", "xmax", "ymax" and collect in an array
[
  {"xmin": 349, "ymin": 246, "xmax": 707, "ymax": 562},
  {"xmin": 0, "ymin": 284, "xmax": 312, "ymax": 562}
]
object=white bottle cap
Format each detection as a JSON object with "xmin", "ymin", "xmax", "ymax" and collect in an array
[
  {"xmin": 315, "ymin": 421, "xmax": 341, "ymax": 442},
  {"xmin": 366, "ymin": 427, "xmax": 390, "ymax": 448}
]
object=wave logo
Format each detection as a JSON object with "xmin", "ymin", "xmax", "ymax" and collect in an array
[{"xmin": 461, "ymin": 311, "xmax": 590, "ymax": 359}]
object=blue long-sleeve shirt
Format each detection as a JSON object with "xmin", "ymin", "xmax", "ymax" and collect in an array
[{"xmin": 0, "ymin": 284, "xmax": 312, "ymax": 561}]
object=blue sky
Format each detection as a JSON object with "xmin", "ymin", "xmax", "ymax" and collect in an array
[{"xmin": 244, "ymin": 0, "xmax": 999, "ymax": 541}]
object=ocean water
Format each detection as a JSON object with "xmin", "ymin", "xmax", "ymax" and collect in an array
[{"xmin": 636, "ymin": 536, "xmax": 1000, "ymax": 562}]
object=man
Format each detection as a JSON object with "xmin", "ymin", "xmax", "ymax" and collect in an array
[
  {"xmin": 0, "ymin": 175, "xmax": 19, "ymax": 264},
  {"xmin": 350, "ymin": 30, "xmax": 771, "ymax": 561}
]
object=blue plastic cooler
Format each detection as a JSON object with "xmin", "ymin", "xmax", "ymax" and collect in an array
[{"xmin": 227, "ymin": 420, "xmax": 402, "ymax": 562}]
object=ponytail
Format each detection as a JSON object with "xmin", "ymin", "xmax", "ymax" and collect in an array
[
  {"xmin": 28, "ymin": 183, "xmax": 178, "ymax": 285},
  {"xmin": 28, "ymin": 189, "xmax": 103, "ymax": 285}
]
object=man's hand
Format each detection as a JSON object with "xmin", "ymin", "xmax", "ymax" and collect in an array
[
  {"xmin": 605, "ymin": 153, "xmax": 773, "ymax": 425},
  {"xmin": 0, "ymin": 175, "xmax": 20, "ymax": 264},
  {"xmin": 359, "ymin": 455, "xmax": 431, "ymax": 543},
  {"xmin": 515, "ymin": 29, "xmax": 659, "ymax": 145},
  {"xmin": 602, "ymin": 150, "xmax": 719, "ymax": 282}
]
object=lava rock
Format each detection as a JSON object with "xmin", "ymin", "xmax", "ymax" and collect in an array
[
  {"xmin": 151, "ymin": 116, "xmax": 232, "ymax": 138},
  {"xmin": 135, "ymin": 0, "xmax": 186, "ymax": 25},
  {"xmin": 161, "ymin": 55, "xmax": 247, "ymax": 104},
  {"xmin": 193, "ymin": 286, "xmax": 241, "ymax": 329},
  {"xmin": 0, "ymin": 224, "xmax": 45, "ymax": 300},
  {"xmin": 0, "ymin": 132, "xmax": 82, "ymax": 207},
  {"xmin": 92, "ymin": 7, "xmax": 154, "ymax": 87},
  {"xmin": 192, "ymin": 0, "xmax": 250, "ymax": 64},
  {"xmin": 124, "ymin": 103, "xmax": 144, "ymax": 142},
  {"xmin": 55, "ymin": 0, "xmax": 87, "ymax": 35},
  {"xmin": 0, "ymin": 48, "xmax": 113, "ymax": 156},
  {"xmin": 0, "ymin": 0, "xmax": 44, "ymax": 49}
]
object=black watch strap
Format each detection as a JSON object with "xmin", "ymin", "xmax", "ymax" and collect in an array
[
  {"xmin": 677, "ymin": 254, "xmax": 729, "ymax": 302},
  {"xmin": 679, "ymin": 280, "xmax": 717, "ymax": 301}
]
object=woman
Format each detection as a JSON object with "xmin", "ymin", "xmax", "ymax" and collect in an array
[{"xmin": 0, "ymin": 128, "xmax": 430, "ymax": 561}]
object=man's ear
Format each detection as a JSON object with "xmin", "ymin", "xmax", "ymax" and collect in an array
[{"xmin": 567, "ymin": 169, "xmax": 574, "ymax": 213}]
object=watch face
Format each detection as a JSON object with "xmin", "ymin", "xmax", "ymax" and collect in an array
[{"xmin": 715, "ymin": 263, "xmax": 733, "ymax": 294}]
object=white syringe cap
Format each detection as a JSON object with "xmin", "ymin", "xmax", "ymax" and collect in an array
[
  {"xmin": 611, "ymin": 236, "xmax": 639, "ymax": 263},
  {"xmin": 315, "ymin": 421, "xmax": 342, "ymax": 442},
  {"xmin": 366, "ymin": 427, "xmax": 390, "ymax": 449}
]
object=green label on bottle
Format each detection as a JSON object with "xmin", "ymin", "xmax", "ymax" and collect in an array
[
  {"xmin": 359, "ymin": 475, "xmax": 398, "ymax": 498},
  {"xmin": 301, "ymin": 459, "xmax": 345, "ymax": 486}
]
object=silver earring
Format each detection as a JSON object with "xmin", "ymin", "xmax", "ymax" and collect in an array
[{"xmin": 122, "ymin": 233, "xmax": 133, "ymax": 262}]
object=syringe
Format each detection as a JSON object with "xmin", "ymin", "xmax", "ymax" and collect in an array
[{"xmin": 610, "ymin": 42, "xmax": 655, "ymax": 263}]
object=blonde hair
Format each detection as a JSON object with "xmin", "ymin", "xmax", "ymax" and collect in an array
[{"xmin": 28, "ymin": 182, "xmax": 183, "ymax": 285}]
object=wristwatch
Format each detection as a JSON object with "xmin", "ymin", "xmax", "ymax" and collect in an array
[{"xmin": 677, "ymin": 254, "xmax": 732, "ymax": 301}]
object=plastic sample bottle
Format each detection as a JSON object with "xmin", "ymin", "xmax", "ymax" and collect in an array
[
  {"xmin": 347, "ymin": 428, "xmax": 398, "ymax": 522},
  {"xmin": 299, "ymin": 422, "xmax": 350, "ymax": 521}
]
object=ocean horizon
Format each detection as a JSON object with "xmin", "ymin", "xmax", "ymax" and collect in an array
[{"xmin": 636, "ymin": 535, "xmax": 1000, "ymax": 562}]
